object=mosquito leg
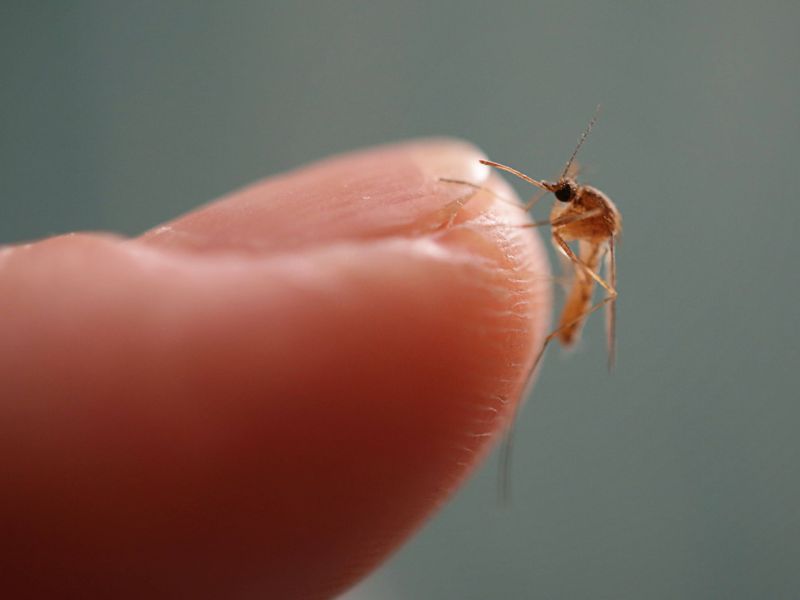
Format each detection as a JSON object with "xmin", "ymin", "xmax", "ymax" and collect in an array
[
  {"xmin": 438, "ymin": 178, "xmax": 524, "ymax": 209},
  {"xmin": 552, "ymin": 232, "xmax": 616, "ymax": 296},
  {"xmin": 605, "ymin": 236, "xmax": 617, "ymax": 371},
  {"xmin": 498, "ymin": 403, "xmax": 519, "ymax": 506},
  {"xmin": 440, "ymin": 174, "xmax": 550, "ymax": 213},
  {"xmin": 530, "ymin": 287, "xmax": 618, "ymax": 380},
  {"xmin": 419, "ymin": 197, "xmax": 467, "ymax": 231},
  {"xmin": 499, "ymin": 285, "xmax": 616, "ymax": 504},
  {"xmin": 513, "ymin": 208, "xmax": 603, "ymax": 230}
]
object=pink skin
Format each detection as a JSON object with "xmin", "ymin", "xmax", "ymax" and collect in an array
[{"xmin": 0, "ymin": 139, "xmax": 550, "ymax": 599}]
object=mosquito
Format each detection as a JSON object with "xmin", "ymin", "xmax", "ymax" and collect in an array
[{"xmin": 441, "ymin": 109, "xmax": 621, "ymax": 501}]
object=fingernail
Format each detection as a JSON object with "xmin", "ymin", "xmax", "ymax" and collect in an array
[{"xmin": 139, "ymin": 139, "xmax": 495, "ymax": 254}]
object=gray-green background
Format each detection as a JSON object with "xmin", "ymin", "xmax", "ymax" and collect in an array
[{"xmin": 3, "ymin": 2, "xmax": 799, "ymax": 599}]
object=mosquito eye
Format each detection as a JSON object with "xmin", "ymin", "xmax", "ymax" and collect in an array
[{"xmin": 554, "ymin": 185, "xmax": 573, "ymax": 202}]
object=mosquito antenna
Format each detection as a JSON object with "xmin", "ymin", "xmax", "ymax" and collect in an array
[{"xmin": 560, "ymin": 105, "xmax": 601, "ymax": 180}]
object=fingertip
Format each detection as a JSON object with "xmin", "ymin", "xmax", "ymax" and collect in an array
[{"xmin": 0, "ymin": 138, "xmax": 551, "ymax": 598}]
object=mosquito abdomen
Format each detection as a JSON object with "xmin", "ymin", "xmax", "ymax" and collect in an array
[{"xmin": 557, "ymin": 241, "xmax": 603, "ymax": 346}]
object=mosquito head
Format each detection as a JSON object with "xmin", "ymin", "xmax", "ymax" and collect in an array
[{"xmin": 548, "ymin": 178, "xmax": 577, "ymax": 202}]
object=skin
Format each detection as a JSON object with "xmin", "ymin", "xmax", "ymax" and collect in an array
[{"xmin": 0, "ymin": 139, "xmax": 550, "ymax": 599}]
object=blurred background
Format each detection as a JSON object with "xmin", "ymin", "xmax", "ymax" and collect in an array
[{"xmin": 3, "ymin": 1, "xmax": 799, "ymax": 598}]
